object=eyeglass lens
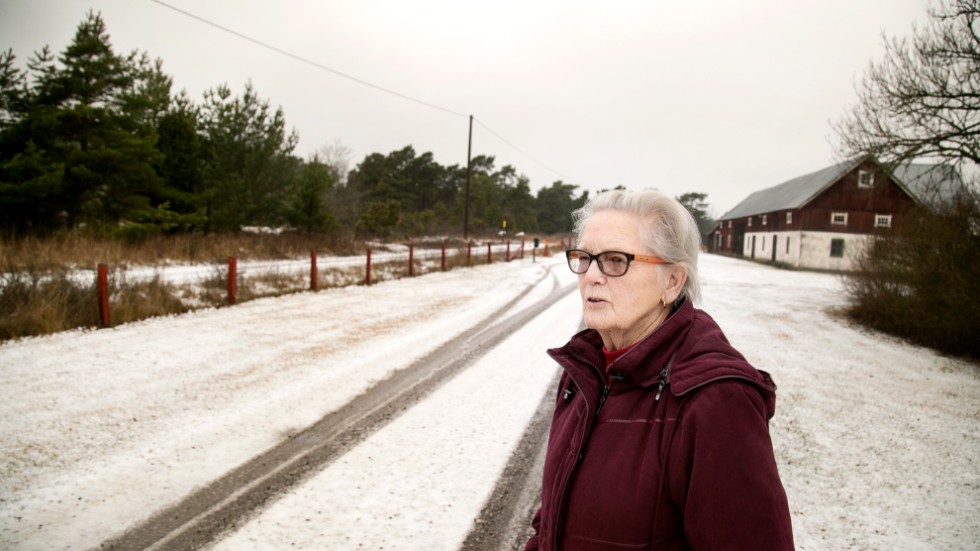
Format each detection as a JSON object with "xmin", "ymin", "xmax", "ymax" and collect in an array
[{"xmin": 567, "ymin": 250, "xmax": 631, "ymax": 276}]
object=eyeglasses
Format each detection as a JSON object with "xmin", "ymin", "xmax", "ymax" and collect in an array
[{"xmin": 565, "ymin": 249, "xmax": 671, "ymax": 277}]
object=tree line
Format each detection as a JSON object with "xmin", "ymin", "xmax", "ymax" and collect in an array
[{"xmin": 0, "ymin": 12, "xmax": 601, "ymax": 240}]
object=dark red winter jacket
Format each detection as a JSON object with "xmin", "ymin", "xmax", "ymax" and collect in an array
[{"xmin": 525, "ymin": 298, "xmax": 794, "ymax": 550}]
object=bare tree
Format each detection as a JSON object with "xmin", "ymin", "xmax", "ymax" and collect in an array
[
  {"xmin": 834, "ymin": 0, "xmax": 980, "ymax": 359},
  {"xmin": 833, "ymin": 0, "xmax": 980, "ymax": 177},
  {"xmin": 317, "ymin": 138, "xmax": 354, "ymax": 186}
]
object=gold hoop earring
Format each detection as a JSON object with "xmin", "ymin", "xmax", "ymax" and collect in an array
[{"xmin": 661, "ymin": 296, "xmax": 667, "ymax": 309}]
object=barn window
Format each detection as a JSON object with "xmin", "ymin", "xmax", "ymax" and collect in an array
[
  {"xmin": 747, "ymin": 217, "xmax": 753, "ymax": 227},
  {"xmin": 831, "ymin": 212, "xmax": 848, "ymax": 225},
  {"xmin": 762, "ymin": 214, "xmax": 768, "ymax": 225},
  {"xmin": 830, "ymin": 239, "xmax": 845, "ymax": 257},
  {"xmin": 786, "ymin": 212, "xmax": 792, "ymax": 224},
  {"xmin": 858, "ymin": 170, "xmax": 874, "ymax": 188},
  {"xmin": 875, "ymin": 214, "xmax": 892, "ymax": 228},
  {"xmin": 726, "ymin": 234, "xmax": 731, "ymax": 248},
  {"xmin": 728, "ymin": 220, "xmax": 732, "ymax": 228}
]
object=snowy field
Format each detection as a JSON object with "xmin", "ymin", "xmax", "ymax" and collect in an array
[{"xmin": 1, "ymin": 253, "xmax": 978, "ymax": 550}]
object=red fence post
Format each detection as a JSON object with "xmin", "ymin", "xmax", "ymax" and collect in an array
[
  {"xmin": 441, "ymin": 243, "xmax": 447, "ymax": 271},
  {"xmin": 544, "ymin": 241, "xmax": 550, "ymax": 257},
  {"xmin": 365, "ymin": 248, "xmax": 372, "ymax": 285},
  {"xmin": 487, "ymin": 242, "xmax": 492, "ymax": 264},
  {"xmin": 227, "ymin": 256, "xmax": 237, "ymax": 305},
  {"xmin": 408, "ymin": 245, "xmax": 414, "ymax": 277},
  {"xmin": 310, "ymin": 251, "xmax": 318, "ymax": 291},
  {"xmin": 97, "ymin": 264, "xmax": 110, "ymax": 328}
]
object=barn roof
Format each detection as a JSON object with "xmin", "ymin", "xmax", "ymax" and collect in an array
[
  {"xmin": 892, "ymin": 163, "xmax": 965, "ymax": 206},
  {"xmin": 719, "ymin": 158, "xmax": 965, "ymax": 220},
  {"xmin": 720, "ymin": 159, "xmax": 857, "ymax": 220}
]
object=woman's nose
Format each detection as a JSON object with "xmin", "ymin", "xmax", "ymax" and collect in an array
[{"xmin": 581, "ymin": 257, "xmax": 606, "ymax": 281}]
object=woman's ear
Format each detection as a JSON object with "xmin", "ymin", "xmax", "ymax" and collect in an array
[{"xmin": 664, "ymin": 263, "xmax": 688, "ymax": 303}]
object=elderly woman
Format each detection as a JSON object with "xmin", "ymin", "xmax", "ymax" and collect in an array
[{"xmin": 525, "ymin": 189, "xmax": 794, "ymax": 550}]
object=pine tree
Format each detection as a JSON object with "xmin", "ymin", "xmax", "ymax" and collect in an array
[
  {"xmin": 198, "ymin": 82, "xmax": 298, "ymax": 232},
  {"xmin": 288, "ymin": 154, "xmax": 337, "ymax": 234},
  {"xmin": 0, "ymin": 11, "xmax": 181, "ymax": 235}
]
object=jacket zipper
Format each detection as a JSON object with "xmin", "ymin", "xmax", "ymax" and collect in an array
[
  {"xmin": 655, "ymin": 366, "xmax": 669, "ymax": 401},
  {"xmin": 594, "ymin": 383, "xmax": 610, "ymax": 419}
]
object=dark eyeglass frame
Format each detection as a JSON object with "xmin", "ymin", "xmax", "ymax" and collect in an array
[{"xmin": 565, "ymin": 248, "xmax": 671, "ymax": 277}]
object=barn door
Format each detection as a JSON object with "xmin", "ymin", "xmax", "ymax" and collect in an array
[{"xmin": 733, "ymin": 225, "xmax": 745, "ymax": 256}]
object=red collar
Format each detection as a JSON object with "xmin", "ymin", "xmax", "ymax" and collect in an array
[{"xmin": 602, "ymin": 342, "xmax": 638, "ymax": 368}]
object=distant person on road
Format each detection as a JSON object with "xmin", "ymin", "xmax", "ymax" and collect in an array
[{"xmin": 525, "ymin": 189, "xmax": 794, "ymax": 550}]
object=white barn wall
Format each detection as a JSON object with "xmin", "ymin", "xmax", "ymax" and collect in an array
[
  {"xmin": 799, "ymin": 232, "xmax": 870, "ymax": 271},
  {"xmin": 742, "ymin": 230, "xmax": 869, "ymax": 271},
  {"xmin": 743, "ymin": 231, "xmax": 803, "ymax": 267}
]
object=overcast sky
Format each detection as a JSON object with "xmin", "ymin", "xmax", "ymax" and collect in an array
[{"xmin": 1, "ymin": 0, "xmax": 933, "ymax": 215}]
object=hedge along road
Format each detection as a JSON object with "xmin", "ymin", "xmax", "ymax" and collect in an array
[{"xmin": 95, "ymin": 262, "xmax": 577, "ymax": 550}]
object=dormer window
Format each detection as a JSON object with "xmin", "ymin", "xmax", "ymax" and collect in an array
[{"xmin": 858, "ymin": 170, "xmax": 874, "ymax": 188}]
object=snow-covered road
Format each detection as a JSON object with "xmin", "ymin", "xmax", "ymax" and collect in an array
[{"xmin": 1, "ymin": 253, "xmax": 978, "ymax": 550}]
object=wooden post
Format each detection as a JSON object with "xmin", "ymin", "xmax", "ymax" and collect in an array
[
  {"xmin": 487, "ymin": 242, "xmax": 492, "ymax": 264},
  {"xmin": 310, "ymin": 251, "xmax": 318, "ymax": 291},
  {"xmin": 441, "ymin": 243, "xmax": 447, "ymax": 271},
  {"xmin": 506, "ymin": 239, "xmax": 511, "ymax": 261},
  {"xmin": 97, "ymin": 264, "xmax": 110, "ymax": 328},
  {"xmin": 408, "ymin": 245, "xmax": 414, "ymax": 277},
  {"xmin": 227, "ymin": 256, "xmax": 237, "ymax": 305},
  {"xmin": 467, "ymin": 243, "xmax": 472, "ymax": 267},
  {"xmin": 464, "ymin": 115, "xmax": 473, "ymax": 238},
  {"xmin": 365, "ymin": 248, "xmax": 372, "ymax": 285}
]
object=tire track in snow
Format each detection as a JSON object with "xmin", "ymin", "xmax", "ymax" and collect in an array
[{"xmin": 98, "ymin": 266, "xmax": 576, "ymax": 551}]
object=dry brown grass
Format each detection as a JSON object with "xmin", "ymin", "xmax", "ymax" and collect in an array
[
  {"xmin": 0, "ymin": 230, "xmax": 358, "ymax": 272},
  {"xmin": 0, "ymin": 270, "xmax": 97, "ymax": 339}
]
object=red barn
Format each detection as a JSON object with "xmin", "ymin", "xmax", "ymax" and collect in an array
[{"xmin": 712, "ymin": 157, "xmax": 963, "ymax": 271}]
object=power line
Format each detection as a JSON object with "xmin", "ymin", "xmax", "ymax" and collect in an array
[
  {"xmin": 147, "ymin": 0, "xmax": 581, "ymax": 187},
  {"xmin": 148, "ymin": 0, "xmax": 468, "ymax": 119},
  {"xmin": 474, "ymin": 118, "xmax": 578, "ymax": 185}
]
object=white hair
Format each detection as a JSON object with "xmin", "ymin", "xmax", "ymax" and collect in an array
[{"xmin": 572, "ymin": 189, "xmax": 702, "ymax": 304}]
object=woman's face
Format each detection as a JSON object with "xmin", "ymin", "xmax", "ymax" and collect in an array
[{"xmin": 576, "ymin": 209, "xmax": 683, "ymax": 350}]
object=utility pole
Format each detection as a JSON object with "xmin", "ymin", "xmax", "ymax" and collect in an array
[{"xmin": 464, "ymin": 114, "xmax": 473, "ymax": 239}]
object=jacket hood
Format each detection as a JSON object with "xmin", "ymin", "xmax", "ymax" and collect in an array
[{"xmin": 549, "ymin": 298, "xmax": 778, "ymax": 418}]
